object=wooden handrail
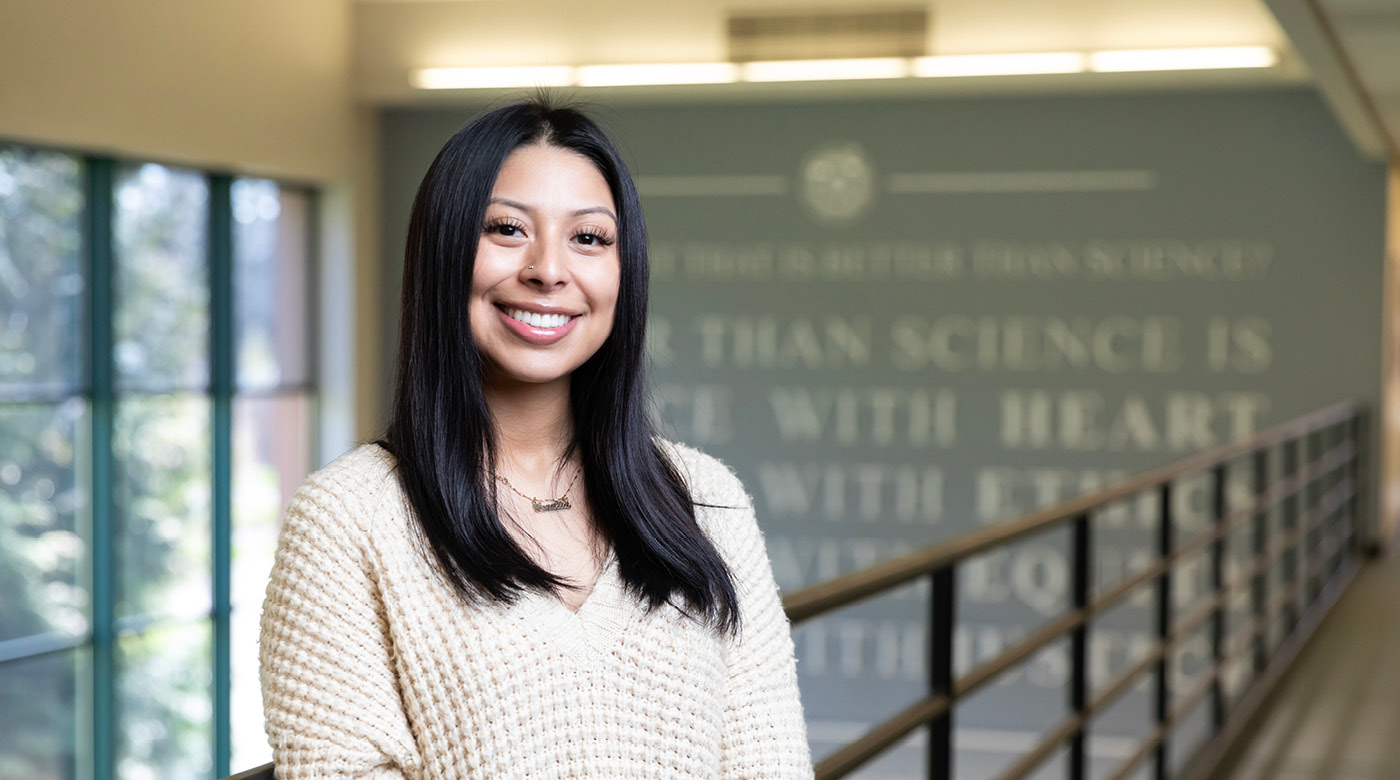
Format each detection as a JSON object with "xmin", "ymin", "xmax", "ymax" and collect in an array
[
  {"xmin": 782, "ymin": 400, "xmax": 1359, "ymax": 624},
  {"xmin": 786, "ymin": 400, "xmax": 1366, "ymax": 780}
]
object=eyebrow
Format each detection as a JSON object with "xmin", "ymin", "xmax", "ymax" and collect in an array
[{"xmin": 489, "ymin": 197, "xmax": 618, "ymax": 222}]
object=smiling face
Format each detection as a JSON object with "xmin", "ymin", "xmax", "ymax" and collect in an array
[{"xmin": 469, "ymin": 143, "xmax": 622, "ymax": 391}]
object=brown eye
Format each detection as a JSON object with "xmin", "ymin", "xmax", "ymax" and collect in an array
[
  {"xmin": 573, "ymin": 229, "xmax": 615, "ymax": 247},
  {"xmin": 485, "ymin": 220, "xmax": 525, "ymax": 237}
]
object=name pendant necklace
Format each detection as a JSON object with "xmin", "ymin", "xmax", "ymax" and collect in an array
[{"xmin": 495, "ymin": 470, "xmax": 580, "ymax": 513}]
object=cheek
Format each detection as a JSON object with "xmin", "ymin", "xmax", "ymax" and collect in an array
[
  {"xmin": 578, "ymin": 256, "xmax": 622, "ymax": 316},
  {"xmin": 594, "ymin": 270, "xmax": 622, "ymax": 327},
  {"xmin": 470, "ymin": 248, "xmax": 517, "ymax": 309},
  {"xmin": 467, "ymin": 267, "xmax": 505, "ymax": 341},
  {"xmin": 470, "ymin": 246, "xmax": 506, "ymax": 294}
]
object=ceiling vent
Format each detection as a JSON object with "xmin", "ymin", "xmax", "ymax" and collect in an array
[{"xmin": 727, "ymin": 6, "xmax": 930, "ymax": 62}]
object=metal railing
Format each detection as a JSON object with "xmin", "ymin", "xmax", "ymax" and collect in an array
[
  {"xmin": 226, "ymin": 401, "xmax": 1368, "ymax": 780},
  {"xmin": 782, "ymin": 400, "xmax": 1369, "ymax": 780}
]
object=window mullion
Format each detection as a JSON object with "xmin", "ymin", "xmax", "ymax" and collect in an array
[
  {"xmin": 210, "ymin": 173, "xmax": 234, "ymax": 779},
  {"xmin": 85, "ymin": 156, "xmax": 116, "ymax": 780},
  {"xmin": 305, "ymin": 189, "xmax": 324, "ymax": 468}
]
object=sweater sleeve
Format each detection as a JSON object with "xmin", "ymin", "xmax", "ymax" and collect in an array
[
  {"xmin": 697, "ymin": 457, "xmax": 814, "ymax": 780},
  {"xmin": 259, "ymin": 467, "xmax": 421, "ymax": 779}
]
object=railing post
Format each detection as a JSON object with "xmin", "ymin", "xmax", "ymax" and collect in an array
[
  {"xmin": 1321, "ymin": 423, "xmax": 1339, "ymax": 582},
  {"xmin": 1209, "ymin": 464, "xmax": 1227, "ymax": 729},
  {"xmin": 1305, "ymin": 430, "xmax": 1323, "ymax": 603},
  {"xmin": 1154, "ymin": 483, "xmax": 1174, "ymax": 780},
  {"xmin": 1250, "ymin": 448, "xmax": 1269, "ymax": 676},
  {"xmin": 929, "ymin": 566, "xmax": 956, "ymax": 780},
  {"xmin": 1348, "ymin": 410, "xmax": 1366, "ymax": 552},
  {"xmin": 1280, "ymin": 438, "xmax": 1298, "ymax": 634},
  {"xmin": 1069, "ymin": 513, "xmax": 1092, "ymax": 780},
  {"xmin": 1334, "ymin": 421, "xmax": 1350, "ymax": 569}
]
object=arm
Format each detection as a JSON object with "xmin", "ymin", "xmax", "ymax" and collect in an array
[
  {"xmin": 708, "ymin": 470, "xmax": 815, "ymax": 780},
  {"xmin": 259, "ymin": 474, "xmax": 420, "ymax": 779}
]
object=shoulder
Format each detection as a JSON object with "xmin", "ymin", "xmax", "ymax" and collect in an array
[
  {"xmin": 656, "ymin": 440, "xmax": 768, "ymax": 559},
  {"xmin": 282, "ymin": 443, "xmax": 402, "ymax": 545},
  {"xmin": 657, "ymin": 439, "xmax": 751, "ymax": 509}
]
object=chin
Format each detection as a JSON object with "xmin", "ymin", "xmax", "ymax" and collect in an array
[{"xmin": 486, "ymin": 360, "xmax": 584, "ymax": 388}]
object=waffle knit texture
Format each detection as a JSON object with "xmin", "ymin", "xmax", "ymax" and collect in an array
[{"xmin": 260, "ymin": 442, "xmax": 813, "ymax": 779}]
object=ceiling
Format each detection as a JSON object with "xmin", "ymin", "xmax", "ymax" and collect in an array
[
  {"xmin": 1308, "ymin": 0, "xmax": 1400, "ymax": 159},
  {"xmin": 353, "ymin": 0, "xmax": 1400, "ymax": 162}
]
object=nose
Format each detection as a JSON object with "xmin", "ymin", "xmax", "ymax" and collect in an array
[{"xmin": 520, "ymin": 235, "xmax": 570, "ymax": 290}]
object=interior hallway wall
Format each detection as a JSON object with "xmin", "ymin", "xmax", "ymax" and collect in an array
[
  {"xmin": 0, "ymin": 0, "xmax": 353, "ymax": 182},
  {"xmin": 378, "ymin": 87, "xmax": 1386, "ymax": 777},
  {"xmin": 0, "ymin": 0, "xmax": 383, "ymax": 456}
]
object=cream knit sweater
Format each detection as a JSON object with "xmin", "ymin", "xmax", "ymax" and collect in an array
[{"xmin": 259, "ymin": 442, "xmax": 813, "ymax": 779}]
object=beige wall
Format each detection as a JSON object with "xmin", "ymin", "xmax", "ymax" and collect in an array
[
  {"xmin": 0, "ymin": 0, "xmax": 383, "ymax": 453},
  {"xmin": 0, "ymin": 0, "xmax": 352, "ymax": 180}
]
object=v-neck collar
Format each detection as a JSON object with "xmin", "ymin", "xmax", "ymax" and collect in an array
[{"xmin": 516, "ymin": 550, "xmax": 634, "ymax": 660}]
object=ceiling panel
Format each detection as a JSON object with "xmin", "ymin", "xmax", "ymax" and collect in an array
[
  {"xmin": 1318, "ymin": 0, "xmax": 1400, "ymax": 158},
  {"xmin": 1318, "ymin": 0, "xmax": 1400, "ymax": 13},
  {"xmin": 1330, "ymin": 20, "xmax": 1400, "ymax": 92},
  {"xmin": 348, "ymin": 0, "xmax": 1400, "ymax": 162}
]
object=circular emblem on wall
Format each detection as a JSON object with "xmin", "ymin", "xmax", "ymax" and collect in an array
[{"xmin": 800, "ymin": 141, "xmax": 876, "ymax": 225}]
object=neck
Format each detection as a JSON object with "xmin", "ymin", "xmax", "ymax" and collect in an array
[{"xmin": 485, "ymin": 375, "xmax": 576, "ymax": 485}]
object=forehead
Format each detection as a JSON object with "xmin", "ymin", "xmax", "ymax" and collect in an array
[{"xmin": 491, "ymin": 144, "xmax": 615, "ymax": 210}]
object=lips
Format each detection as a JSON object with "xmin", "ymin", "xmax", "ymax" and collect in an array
[{"xmin": 494, "ymin": 304, "xmax": 581, "ymax": 345}]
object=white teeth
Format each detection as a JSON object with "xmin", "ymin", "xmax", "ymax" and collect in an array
[{"xmin": 507, "ymin": 308, "xmax": 572, "ymax": 329}]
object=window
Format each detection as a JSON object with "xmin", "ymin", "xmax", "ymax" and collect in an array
[{"xmin": 0, "ymin": 147, "xmax": 317, "ymax": 779}]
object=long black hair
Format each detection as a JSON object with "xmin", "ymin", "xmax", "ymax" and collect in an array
[{"xmin": 380, "ymin": 98, "xmax": 739, "ymax": 634}]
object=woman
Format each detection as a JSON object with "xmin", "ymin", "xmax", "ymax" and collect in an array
[{"xmin": 259, "ymin": 99, "xmax": 813, "ymax": 779}]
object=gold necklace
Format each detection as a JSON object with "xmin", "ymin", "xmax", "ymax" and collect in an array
[{"xmin": 495, "ymin": 470, "xmax": 580, "ymax": 513}]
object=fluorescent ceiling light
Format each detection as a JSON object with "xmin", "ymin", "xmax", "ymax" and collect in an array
[
  {"xmin": 409, "ymin": 45, "xmax": 1281, "ymax": 91},
  {"xmin": 913, "ymin": 52, "xmax": 1086, "ymax": 78},
  {"xmin": 411, "ymin": 66, "xmax": 573, "ymax": 90},
  {"xmin": 1090, "ymin": 46, "xmax": 1277, "ymax": 72},
  {"xmin": 742, "ymin": 57, "xmax": 908, "ymax": 82},
  {"xmin": 576, "ymin": 63, "xmax": 738, "ymax": 87}
]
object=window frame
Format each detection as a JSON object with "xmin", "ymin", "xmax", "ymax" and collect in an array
[{"xmin": 0, "ymin": 146, "xmax": 320, "ymax": 780}]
